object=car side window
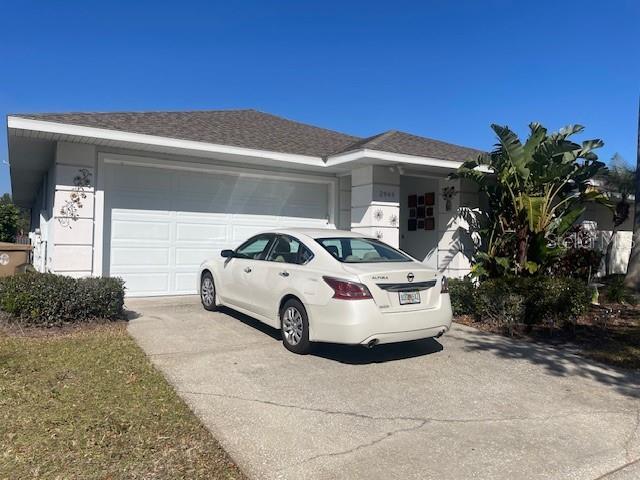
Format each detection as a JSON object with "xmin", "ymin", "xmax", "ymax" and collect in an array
[
  {"xmin": 267, "ymin": 235, "xmax": 314, "ymax": 264},
  {"xmin": 298, "ymin": 244, "xmax": 314, "ymax": 264},
  {"xmin": 321, "ymin": 238, "xmax": 343, "ymax": 260},
  {"xmin": 235, "ymin": 234, "xmax": 274, "ymax": 260}
]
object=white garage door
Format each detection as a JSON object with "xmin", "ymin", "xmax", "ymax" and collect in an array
[{"xmin": 104, "ymin": 162, "xmax": 332, "ymax": 296}]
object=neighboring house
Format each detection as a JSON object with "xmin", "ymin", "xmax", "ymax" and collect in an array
[
  {"xmin": 6, "ymin": 109, "xmax": 628, "ymax": 296},
  {"xmin": 581, "ymin": 200, "xmax": 635, "ymax": 275}
]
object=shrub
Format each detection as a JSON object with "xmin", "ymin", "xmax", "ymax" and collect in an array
[
  {"xmin": 0, "ymin": 272, "xmax": 125, "ymax": 326},
  {"xmin": 473, "ymin": 276, "xmax": 591, "ymax": 330},
  {"xmin": 548, "ymin": 247, "xmax": 602, "ymax": 281},
  {"xmin": 448, "ymin": 277, "xmax": 476, "ymax": 316},
  {"xmin": 474, "ymin": 277, "xmax": 526, "ymax": 333},
  {"xmin": 522, "ymin": 276, "xmax": 591, "ymax": 327},
  {"xmin": 601, "ymin": 275, "xmax": 638, "ymax": 305}
]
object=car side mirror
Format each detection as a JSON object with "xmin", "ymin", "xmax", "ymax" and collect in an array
[{"xmin": 221, "ymin": 249, "xmax": 235, "ymax": 258}]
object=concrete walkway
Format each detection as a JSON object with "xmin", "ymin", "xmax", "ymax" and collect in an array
[{"xmin": 127, "ymin": 296, "xmax": 640, "ymax": 480}]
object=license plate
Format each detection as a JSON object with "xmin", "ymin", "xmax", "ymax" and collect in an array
[{"xmin": 399, "ymin": 291, "xmax": 420, "ymax": 305}]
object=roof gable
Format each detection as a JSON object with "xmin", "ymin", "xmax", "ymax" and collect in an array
[{"xmin": 335, "ymin": 130, "xmax": 483, "ymax": 163}]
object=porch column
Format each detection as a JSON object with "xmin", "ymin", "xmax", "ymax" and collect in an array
[
  {"xmin": 350, "ymin": 165, "xmax": 400, "ymax": 248},
  {"xmin": 436, "ymin": 177, "xmax": 479, "ymax": 277}
]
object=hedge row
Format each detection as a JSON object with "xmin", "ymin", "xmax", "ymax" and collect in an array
[
  {"xmin": 449, "ymin": 276, "xmax": 591, "ymax": 331},
  {"xmin": 0, "ymin": 272, "xmax": 125, "ymax": 326}
]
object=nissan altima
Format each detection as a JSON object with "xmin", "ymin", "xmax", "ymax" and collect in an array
[{"xmin": 198, "ymin": 228, "xmax": 452, "ymax": 354}]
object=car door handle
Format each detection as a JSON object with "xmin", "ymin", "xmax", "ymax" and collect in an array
[
  {"xmin": 244, "ymin": 267, "xmax": 252, "ymax": 273},
  {"xmin": 279, "ymin": 271, "xmax": 290, "ymax": 277}
]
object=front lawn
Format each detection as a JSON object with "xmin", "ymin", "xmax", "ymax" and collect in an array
[{"xmin": 0, "ymin": 322, "xmax": 245, "ymax": 479}]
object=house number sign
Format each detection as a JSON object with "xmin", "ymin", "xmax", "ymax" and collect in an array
[{"xmin": 377, "ymin": 189, "xmax": 397, "ymax": 201}]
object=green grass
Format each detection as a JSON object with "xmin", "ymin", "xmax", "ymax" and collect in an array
[{"xmin": 0, "ymin": 323, "xmax": 245, "ymax": 480}]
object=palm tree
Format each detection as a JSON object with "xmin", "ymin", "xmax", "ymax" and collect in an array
[
  {"xmin": 624, "ymin": 100, "xmax": 640, "ymax": 290},
  {"xmin": 602, "ymin": 154, "xmax": 635, "ymax": 275}
]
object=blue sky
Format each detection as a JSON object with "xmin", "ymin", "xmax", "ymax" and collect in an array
[{"xmin": 1, "ymin": 0, "xmax": 638, "ymax": 195}]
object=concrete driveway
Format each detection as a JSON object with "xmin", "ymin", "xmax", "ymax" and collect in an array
[{"xmin": 127, "ymin": 296, "xmax": 640, "ymax": 480}]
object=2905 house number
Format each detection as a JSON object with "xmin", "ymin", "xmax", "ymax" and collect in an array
[{"xmin": 377, "ymin": 189, "xmax": 397, "ymax": 200}]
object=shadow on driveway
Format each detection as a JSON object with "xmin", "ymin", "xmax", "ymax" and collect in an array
[
  {"xmin": 218, "ymin": 306, "xmax": 444, "ymax": 365},
  {"xmin": 460, "ymin": 327, "xmax": 640, "ymax": 399},
  {"xmin": 311, "ymin": 339, "xmax": 443, "ymax": 364}
]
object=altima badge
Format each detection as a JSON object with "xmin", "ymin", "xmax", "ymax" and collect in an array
[{"xmin": 407, "ymin": 273, "xmax": 414, "ymax": 282}]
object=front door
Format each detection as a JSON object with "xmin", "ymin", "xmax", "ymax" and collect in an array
[{"xmin": 399, "ymin": 175, "xmax": 439, "ymax": 269}]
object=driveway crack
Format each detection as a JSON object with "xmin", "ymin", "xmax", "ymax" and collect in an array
[
  {"xmin": 278, "ymin": 419, "xmax": 429, "ymax": 475},
  {"xmin": 179, "ymin": 389, "xmax": 634, "ymax": 425},
  {"xmin": 180, "ymin": 389, "xmax": 426, "ymax": 423},
  {"xmin": 179, "ymin": 389, "xmax": 640, "ymax": 476}
]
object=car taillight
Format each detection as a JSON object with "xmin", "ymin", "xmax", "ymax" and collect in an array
[
  {"xmin": 441, "ymin": 276, "xmax": 449, "ymax": 294},
  {"xmin": 323, "ymin": 276, "xmax": 372, "ymax": 300}
]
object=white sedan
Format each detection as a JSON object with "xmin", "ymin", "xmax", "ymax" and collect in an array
[{"xmin": 198, "ymin": 228, "xmax": 452, "ymax": 354}]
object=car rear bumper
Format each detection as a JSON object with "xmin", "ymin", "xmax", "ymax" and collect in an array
[{"xmin": 306, "ymin": 294, "xmax": 453, "ymax": 345}]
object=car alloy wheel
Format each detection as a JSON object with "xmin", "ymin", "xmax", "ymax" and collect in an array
[
  {"xmin": 280, "ymin": 299, "xmax": 311, "ymax": 354},
  {"xmin": 200, "ymin": 273, "xmax": 217, "ymax": 311},
  {"xmin": 282, "ymin": 306, "xmax": 304, "ymax": 345}
]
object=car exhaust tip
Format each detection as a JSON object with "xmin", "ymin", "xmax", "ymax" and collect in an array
[
  {"xmin": 366, "ymin": 339, "xmax": 379, "ymax": 348},
  {"xmin": 435, "ymin": 329, "xmax": 445, "ymax": 338}
]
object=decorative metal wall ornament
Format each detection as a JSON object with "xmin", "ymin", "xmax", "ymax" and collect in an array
[
  {"xmin": 442, "ymin": 186, "xmax": 457, "ymax": 211},
  {"xmin": 375, "ymin": 230, "xmax": 384, "ymax": 240},
  {"xmin": 389, "ymin": 213, "xmax": 398, "ymax": 227},
  {"xmin": 59, "ymin": 168, "xmax": 92, "ymax": 228},
  {"xmin": 374, "ymin": 208, "xmax": 384, "ymax": 222}
]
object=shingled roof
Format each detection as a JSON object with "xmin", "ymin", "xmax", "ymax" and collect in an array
[
  {"xmin": 12, "ymin": 109, "xmax": 482, "ymax": 162},
  {"xmin": 335, "ymin": 130, "xmax": 483, "ymax": 163}
]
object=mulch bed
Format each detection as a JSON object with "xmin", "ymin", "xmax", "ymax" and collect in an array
[{"xmin": 455, "ymin": 302, "xmax": 640, "ymax": 370}]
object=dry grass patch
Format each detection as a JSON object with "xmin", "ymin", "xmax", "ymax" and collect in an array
[{"xmin": 0, "ymin": 322, "xmax": 245, "ymax": 480}]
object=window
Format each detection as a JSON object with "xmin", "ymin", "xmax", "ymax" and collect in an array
[
  {"xmin": 316, "ymin": 237, "xmax": 412, "ymax": 263},
  {"xmin": 235, "ymin": 234, "xmax": 275, "ymax": 260},
  {"xmin": 267, "ymin": 235, "xmax": 314, "ymax": 264},
  {"xmin": 320, "ymin": 238, "xmax": 343, "ymax": 259}
]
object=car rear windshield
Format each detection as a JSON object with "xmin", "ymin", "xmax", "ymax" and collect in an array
[{"xmin": 316, "ymin": 237, "xmax": 412, "ymax": 263}]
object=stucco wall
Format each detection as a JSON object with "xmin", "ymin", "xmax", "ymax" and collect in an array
[
  {"xmin": 338, "ymin": 175, "xmax": 351, "ymax": 230},
  {"xmin": 350, "ymin": 165, "xmax": 401, "ymax": 247},
  {"xmin": 50, "ymin": 142, "xmax": 96, "ymax": 277},
  {"xmin": 435, "ymin": 178, "xmax": 478, "ymax": 278}
]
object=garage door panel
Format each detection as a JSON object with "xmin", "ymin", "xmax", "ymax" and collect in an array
[
  {"xmin": 112, "ymin": 209, "xmax": 172, "ymax": 220},
  {"xmin": 111, "ymin": 219, "xmax": 171, "ymax": 241},
  {"xmin": 118, "ymin": 273, "xmax": 170, "ymax": 295},
  {"xmin": 230, "ymin": 224, "xmax": 279, "ymax": 241},
  {"xmin": 175, "ymin": 222, "xmax": 228, "ymax": 242},
  {"xmin": 278, "ymin": 217, "xmax": 328, "ymax": 228},
  {"xmin": 176, "ymin": 211, "xmax": 231, "ymax": 221},
  {"xmin": 175, "ymin": 248, "xmax": 218, "ymax": 266},
  {"xmin": 106, "ymin": 162, "xmax": 333, "ymax": 296},
  {"xmin": 174, "ymin": 273, "xmax": 198, "ymax": 294},
  {"xmin": 111, "ymin": 247, "xmax": 170, "ymax": 267}
]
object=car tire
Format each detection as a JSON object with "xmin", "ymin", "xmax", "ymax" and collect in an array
[
  {"xmin": 280, "ymin": 298, "xmax": 311, "ymax": 354},
  {"xmin": 200, "ymin": 271, "xmax": 218, "ymax": 311}
]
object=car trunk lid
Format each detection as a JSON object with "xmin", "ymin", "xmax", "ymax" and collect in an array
[{"xmin": 341, "ymin": 263, "xmax": 440, "ymax": 313}]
